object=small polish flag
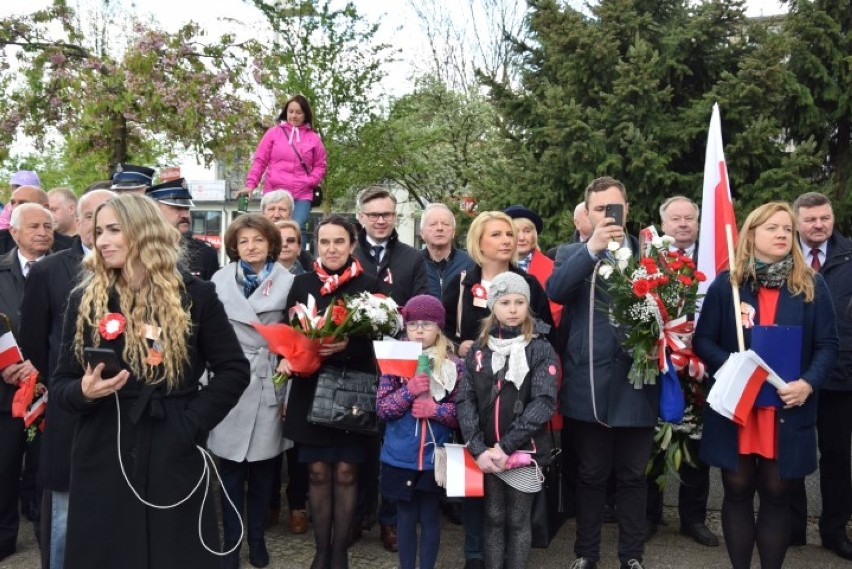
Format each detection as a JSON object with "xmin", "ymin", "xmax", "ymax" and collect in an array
[
  {"xmin": 444, "ymin": 443, "xmax": 484, "ymax": 498},
  {"xmin": 707, "ymin": 350, "xmax": 785, "ymax": 426},
  {"xmin": 373, "ymin": 340, "xmax": 421, "ymax": 378},
  {"xmin": 0, "ymin": 329, "xmax": 23, "ymax": 369}
]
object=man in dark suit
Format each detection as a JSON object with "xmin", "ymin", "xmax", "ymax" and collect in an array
[
  {"xmin": 352, "ymin": 186, "xmax": 428, "ymax": 551},
  {"xmin": 790, "ymin": 192, "xmax": 852, "ymax": 559},
  {"xmin": 0, "ymin": 186, "xmax": 72, "ymax": 256},
  {"xmin": 645, "ymin": 196, "xmax": 718, "ymax": 547},
  {"xmin": 548, "ymin": 177, "xmax": 655, "ymax": 569},
  {"xmin": 18, "ymin": 189, "xmax": 115, "ymax": 569},
  {"xmin": 145, "ymin": 178, "xmax": 219, "ymax": 280},
  {"xmin": 0, "ymin": 203, "xmax": 53, "ymax": 562}
]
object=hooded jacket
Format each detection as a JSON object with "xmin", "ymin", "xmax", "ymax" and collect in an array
[{"xmin": 245, "ymin": 122, "xmax": 327, "ymax": 200}]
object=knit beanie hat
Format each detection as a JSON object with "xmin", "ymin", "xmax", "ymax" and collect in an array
[
  {"xmin": 487, "ymin": 272, "xmax": 530, "ymax": 310},
  {"xmin": 401, "ymin": 294, "xmax": 446, "ymax": 329}
]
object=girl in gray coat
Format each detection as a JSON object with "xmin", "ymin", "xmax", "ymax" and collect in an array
[{"xmin": 456, "ymin": 272, "xmax": 557, "ymax": 569}]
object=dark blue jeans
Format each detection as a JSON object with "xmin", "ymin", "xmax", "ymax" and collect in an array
[
  {"xmin": 218, "ymin": 456, "xmax": 277, "ymax": 547},
  {"xmin": 397, "ymin": 491, "xmax": 441, "ymax": 569}
]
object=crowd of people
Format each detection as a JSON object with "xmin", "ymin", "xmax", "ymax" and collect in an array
[{"xmin": 0, "ymin": 99, "xmax": 849, "ymax": 569}]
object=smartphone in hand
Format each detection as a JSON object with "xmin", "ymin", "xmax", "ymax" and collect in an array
[
  {"xmin": 604, "ymin": 203, "xmax": 624, "ymax": 227},
  {"xmin": 83, "ymin": 347, "xmax": 123, "ymax": 378}
]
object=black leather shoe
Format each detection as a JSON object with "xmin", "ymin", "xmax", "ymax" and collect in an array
[
  {"xmin": 680, "ymin": 522, "xmax": 719, "ymax": 547},
  {"xmin": 823, "ymin": 536, "xmax": 852, "ymax": 560},
  {"xmin": 248, "ymin": 538, "xmax": 269, "ymax": 568},
  {"xmin": 569, "ymin": 558, "xmax": 597, "ymax": 569}
]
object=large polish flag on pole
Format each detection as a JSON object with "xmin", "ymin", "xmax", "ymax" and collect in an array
[{"xmin": 697, "ymin": 103, "xmax": 738, "ymax": 297}]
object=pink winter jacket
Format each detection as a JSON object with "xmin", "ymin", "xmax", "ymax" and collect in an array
[{"xmin": 244, "ymin": 122, "xmax": 328, "ymax": 200}]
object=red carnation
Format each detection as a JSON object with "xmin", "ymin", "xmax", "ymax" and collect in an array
[
  {"xmin": 695, "ymin": 271, "xmax": 707, "ymax": 282},
  {"xmin": 678, "ymin": 275, "xmax": 694, "ymax": 287},
  {"xmin": 632, "ymin": 280, "xmax": 651, "ymax": 297},
  {"xmin": 331, "ymin": 304, "xmax": 348, "ymax": 325},
  {"xmin": 669, "ymin": 260, "xmax": 683, "ymax": 270}
]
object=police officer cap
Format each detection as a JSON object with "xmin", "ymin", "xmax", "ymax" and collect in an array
[
  {"xmin": 111, "ymin": 163, "xmax": 155, "ymax": 190},
  {"xmin": 146, "ymin": 178, "xmax": 195, "ymax": 208}
]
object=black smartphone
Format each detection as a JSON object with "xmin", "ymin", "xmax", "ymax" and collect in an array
[
  {"xmin": 83, "ymin": 347, "xmax": 123, "ymax": 377},
  {"xmin": 604, "ymin": 203, "xmax": 624, "ymax": 227}
]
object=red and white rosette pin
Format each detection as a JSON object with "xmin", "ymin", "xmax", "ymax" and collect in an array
[
  {"xmin": 471, "ymin": 284, "xmax": 487, "ymax": 299},
  {"xmin": 98, "ymin": 313, "xmax": 127, "ymax": 341}
]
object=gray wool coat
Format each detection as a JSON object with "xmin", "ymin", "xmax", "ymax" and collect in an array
[{"xmin": 208, "ymin": 262, "xmax": 294, "ymax": 461}]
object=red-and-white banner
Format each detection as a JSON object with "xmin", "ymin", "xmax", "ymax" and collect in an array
[
  {"xmin": 373, "ymin": 340, "xmax": 422, "ymax": 378},
  {"xmin": 0, "ymin": 330, "xmax": 23, "ymax": 370},
  {"xmin": 444, "ymin": 443, "xmax": 484, "ymax": 498},
  {"xmin": 697, "ymin": 103, "xmax": 738, "ymax": 298},
  {"xmin": 707, "ymin": 350, "xmax": 785, "ymax": 426}
]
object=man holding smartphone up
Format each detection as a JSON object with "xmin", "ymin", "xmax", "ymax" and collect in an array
[{"xmin": 548, "ymin": 177, "xmax": 657, "ymax": 569}]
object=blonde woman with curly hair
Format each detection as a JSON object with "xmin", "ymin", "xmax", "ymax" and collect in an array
[
  {"xmin": 51, "ymin": 193, "xmax": 250, "ymax": 569},
  {"xmin": 695, "ymin": 202, "xmax": 838, "ymax": 569}
]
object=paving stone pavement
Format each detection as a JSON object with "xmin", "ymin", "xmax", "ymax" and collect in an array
[{"xmin": 2, "ymin": 505, "xmax": 849, "ymax": 568}]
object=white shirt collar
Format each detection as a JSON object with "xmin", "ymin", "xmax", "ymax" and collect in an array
[
  {"xmin": 17, "ymin": 251, "xmax": 45, "ymax": 276},
  {"xmin": 798, "ymin": 237, "xmax": 827, "ymax": 258},
  {"xmin": 668, "ymin": 243, "xmax": 696, "ymax": 258}
]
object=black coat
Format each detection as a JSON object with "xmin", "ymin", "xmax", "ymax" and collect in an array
[
  {"xmin": 182, "ymin": 234, "xmax": 219, "ymax": 280},
  {"xmin": 0, "ymin": 228, "xmax": 72, "ymax": 255},
  {"xmin": 441, "ymin": 265, "xmax": 554, "ymax": 346},
  {"xmin": 0, "ymin": 248, "xmax": 26, "ymax": 412},
  {"xmin": 17, "ymin": 238, "xmax": 85, "ymax": 491},
  {"xmin": 815, "ymin": 232, "xmax": 852, "ymax": 390},
  {"xmin": 353, "ymin": 228, "xmax": 428, "ymax": 307},
  {"xmin": 280, "ymin": 264, "xmax": 385, "ymax": 447},
  {"xmin": 51, "ymin": 277, "xmax": 250, "ymax": 569}
]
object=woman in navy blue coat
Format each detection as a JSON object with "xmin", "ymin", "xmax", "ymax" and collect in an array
[{"xmin": 694, "ymin": 202, "xmax": 838, "ymax": 569}]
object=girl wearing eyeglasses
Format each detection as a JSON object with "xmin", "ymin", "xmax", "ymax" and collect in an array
[{"xmin": 377, "ymin": 295, "xmax": 461, "ymax": 569}]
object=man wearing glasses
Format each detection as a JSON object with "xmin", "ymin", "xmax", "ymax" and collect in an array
[{"xmin": 352, "ymin": 186, "xmax": 428, "ymax": 553}]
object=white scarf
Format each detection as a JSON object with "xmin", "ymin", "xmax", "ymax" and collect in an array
[
  {"xmin": 425, "ymin": 346, "xmax": 457, "ymax": 400},
  {"xmin": 487, "ymin": 335, "xmax": 530, "ymax": 390}
]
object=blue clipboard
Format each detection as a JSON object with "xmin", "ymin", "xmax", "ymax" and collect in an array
[{"xmin": 750, "ymin": 325, "xmax": 802, "ymax": 407}]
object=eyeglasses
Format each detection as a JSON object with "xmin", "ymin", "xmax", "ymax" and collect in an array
[
  {"xmin": 405, "ymin": 321, "xmax": 437, "ymax": 331},
  {"xmin": 282, "ymin": 237, "xmax": 298, "ymax": 244},
  {"xmin": 362, "ymin": 211, "xmax": 396, "ymax": 222}
]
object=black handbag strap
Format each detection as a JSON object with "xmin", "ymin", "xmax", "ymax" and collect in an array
[{"xmin": 282, "ymin": 125, "xmax": 312, "ymax": 175}]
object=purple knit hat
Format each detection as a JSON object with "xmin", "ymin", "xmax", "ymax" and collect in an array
[{"xmin": 401, "ymin": 295, "xmax": 446, "ymax": 329}]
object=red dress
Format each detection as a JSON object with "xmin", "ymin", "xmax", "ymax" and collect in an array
[{"xmin": 738, "ymin": 287, "xmax": 780, "ymax": 458}]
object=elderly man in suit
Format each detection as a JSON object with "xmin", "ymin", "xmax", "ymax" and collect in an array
[
  {"xmin": 548, "ymin": 177, "xmax": 656, "ymax": 569},
  {"xmin": 0, "ymin": 203, "xmax": 53, "ymax": 562},
  {"xmin": 18, "ymin": 189, "xmax": 115, "ymax": 569},
  {"xmin": 0, "ymin": 186, "xmax": 72, "ymax": 256}
]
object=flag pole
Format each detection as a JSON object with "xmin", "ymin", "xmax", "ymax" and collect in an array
[{"xmin": 725, "ymin": 224, "xmax": 745, "ymax": 352}]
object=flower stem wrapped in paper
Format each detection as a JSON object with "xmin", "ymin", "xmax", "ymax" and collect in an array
[{"xmin": 253, "ymin": 292, "xmax": 403, "ymax": 387}]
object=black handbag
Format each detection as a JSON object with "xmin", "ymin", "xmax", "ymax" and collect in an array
[
  {"xmin": 306, "ymin": 364, "xmax": 379, "ymax": 435},
  {"xmin": 284, "ymin": 126, "xmax": 324, "ymax": 207},
  {"xmin": 531, "ymin": 426, "xmax": 568, "ymax": 549}
]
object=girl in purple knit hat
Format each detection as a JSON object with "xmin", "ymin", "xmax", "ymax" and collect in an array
[{"xmin": 377, "ymin": 294, "xmax": 461, "ymax": 569}]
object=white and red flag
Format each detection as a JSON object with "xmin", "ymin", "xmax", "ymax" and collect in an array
[
  {"xmin": 444, "ymin": 443, "xmax": 485, "ymax": 498},
  {"xmin": 373, "ymin": 340, "xmax": 421, "ymax": 378},
  {"xmin": 0, "ymin": 327, "xmax": 23, "ymax": 370},
  {"xmin": 697, "ymin": 103, "xmax": 738, "ymax": 297},
  {"xmin": 707, "ymin": 350, "xmax": 786, "ymax": 426}
]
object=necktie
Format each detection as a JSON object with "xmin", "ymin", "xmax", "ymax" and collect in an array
[
  {"xmin": 811, "ymin": 248, "xmax": 821, "ymax": 271},
  {"xmin": 677, "ymin": 248, "xmax": 687, "ymax": 256},
  {"xmin": 24, "ymin": 260, "xmax": 35, "ymax": 278},
  {"xmin": 371, "ymin": 245, "xmax": 384, "ymax": 264}
]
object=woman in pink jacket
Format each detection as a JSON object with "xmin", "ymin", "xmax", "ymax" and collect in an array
[{"xmin": 239, "ymin": 95, "xmax": 327, "ymax": 231}]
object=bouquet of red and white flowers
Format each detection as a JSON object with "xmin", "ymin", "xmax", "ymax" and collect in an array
[
  {"xmin": 597, "ymin": 226, "xmax": 707, "ymax": 389},
  {"xmin": 254, "ymin": 292, "xmax": 402, "ymax": 387}
]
